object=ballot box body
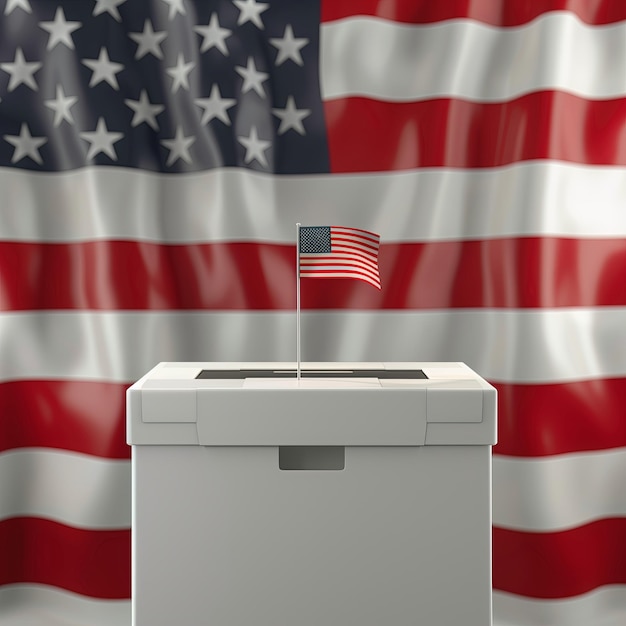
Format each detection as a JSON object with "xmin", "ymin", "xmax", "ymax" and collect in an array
[{"xmin": 127, "ymin": 362, "xmax": 497, "ymax": 626}]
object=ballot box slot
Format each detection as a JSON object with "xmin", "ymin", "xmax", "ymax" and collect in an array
[
  {"xmin": 196, "ymin": 369, "xmax": 427, "ymax": 379},
  {"xmin": 279, "ymin": 446, "xmax": 345, "ymax": 471}
]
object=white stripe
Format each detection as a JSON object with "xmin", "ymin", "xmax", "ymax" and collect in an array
[
  {"xmin": 321, "ymin": 13, "xmax": 626, "ymax": 101},
  {"xmin": 0, "ymin": 449, "xmax": 130, "ymax": 529},
  {"xmin": 0, "ymin": 587, "xmax": 623, "ymax": 626},
  {"xmin": 300, "ymin": 269, "xmax": 380, "ymax": 284},
  {"xmin": 2, "ymin": 430, "xmax": 622, "ymax": 536},
  {"xmin": 332, "ymin": 234, "xmax": 378, "ymax": 249},
  {"xmin": 494, "ymin": 586, "xmax": 626, "ymax": 626},
  {"xmin": 0, "ymin": 585, "xmax": 130, "ymax": 626},
  {"xmin": 331, "ymin": 243, "xmax": 378, "ymax": 258},
  {"xmin": 0, "ymin": 586, "xmax": 624, "ymax": 626},
  {"xmin": 332, "ymin": 227, "xmax": 379, "ymax": 244},
  {"xmin": 0, "ymin": 308, "xmax": 624, "ymax": 383},
  {"xmin": 300, "ymin": 258, "xmax": 379, "ymax": 274},
  {"xmin": 301, "ymin": 271, "xmax": 378, "ymax": 281},
  {"xmin": 0, "ymin": 442, "xmax": 622, "ymax": 539},
  {"xmin": 300, "ymin": 266, "xmax": 378, "ymax": 279},
  {"xmin": 301, "ymin": 272, "xmax": 381, "ymax": 289},
  {"xmin": 1, "ymin": 163, "xmax": 625, "ymax": 242},
  {"xmin": 493, "ymin": 448, "xmax": 626, "ymax": 531},
  {"xmin": 300, "ymin": 253, "xmax": 378, "ymax": 270}
]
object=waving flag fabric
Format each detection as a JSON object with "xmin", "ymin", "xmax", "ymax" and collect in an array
[
  {"xmin": 299, "ymin": 226, "xmax": 381, "ymax": 289},
  {"xmin": 0, "ymin": 1, "xmax": 625, "ymax": 624}
]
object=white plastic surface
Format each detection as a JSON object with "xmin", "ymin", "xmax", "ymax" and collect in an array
[
  {"xmin": 132, "ymin": 444, "xmax": 493, "ymax": 626},
  {"xmin": 127, "ymin": 362, "xmax": 497, "ymax": 446},
  {"xmin": 195, "ymin": 387, "xmax": 427, "ymax": 446}
]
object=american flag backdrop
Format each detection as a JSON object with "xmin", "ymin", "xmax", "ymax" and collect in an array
[{"xmin": 0, "ymin": 0, "xmax": 625, "ymax": 624}]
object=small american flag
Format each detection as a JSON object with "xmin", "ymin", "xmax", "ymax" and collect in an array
[{"xmin": 299, "ymin": 225, "xmax": 381, "ymax": 289}]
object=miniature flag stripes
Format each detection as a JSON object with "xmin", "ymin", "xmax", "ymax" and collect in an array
[{"xmin": 298, "ymin": 226, "xmax": 381, "ymax": 289}]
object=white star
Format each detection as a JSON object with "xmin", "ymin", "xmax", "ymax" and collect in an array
[
  {"xmin": 0, "ymin": 48, "xmax": 41, "ymax": 92},
  {"xmin": 235, "ymin": 57, "xmax": 268, "ymax": 97},
  {"xmin": 125, "ymin": 90, "xmax": 164, "ymax": 130},
  {"xmin": 194, "ymin": 13, "xmax": 231, "ymax": 55},
  {"xmin": 4, "ymin": 0, "xmax": 31, "ymax": 15},
  {"xmin": 82, "ymin": 47, "xmax": 124, "ymax": 89},
  {"xmin": 80, "ymin": 117, "xmax": 123, "ymax": 160},
  {"xmin": 44, "ymin": 84, "xmax": 78, "ymax": 127},
  {"xmin": 39, "ymin": 7, "xmax": 81, "ymax": 51},
  {"xmin": 93, "ymin": 0, "xmax": 127, "ymax": 22},
  {"xmin": 4, "ymin": 123, "xmax": 46, "ymax": 164},
  {"xmin": 161, "ymin": 0, "xmax": 186, "ymax": 20},
  {"xmin": 270, "ymin": 25, "xmax": 308, "ymax": 66},
  {"xmin": 161, "ymin": 126, "xmax": 195, "ymax": 166},
  {"xmin": 166, "ymin": 53, "xmax": 195, "ymax": 92},
  {"xmin": 233, "ymin": 0, "xmax": 268, "ymax": 28},
  {"xmin": 237, "ymin": 126, "xmax": 271, "ymax": 168},
  {"xmin": 129, "ymin": 20, "xmax": 167, "ymax": 60},
  {"xmin": 272, "ymin": 96, "xmax": 311, "ymax": 135},
  {"xmin": 194, "ymin": 85, "xmax": 236, "ymax": 125}
]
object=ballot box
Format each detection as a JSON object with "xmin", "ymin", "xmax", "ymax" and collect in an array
[{"xmin": 127, "ymin": 362, "xmax": 497, "ymax": 626}]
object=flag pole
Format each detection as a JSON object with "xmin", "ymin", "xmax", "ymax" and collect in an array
[{"xmin": 296, "ymin": 223, "xmax": 301, "ymax": 380}]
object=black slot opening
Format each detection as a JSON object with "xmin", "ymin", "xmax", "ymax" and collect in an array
[
  {"xmin": 279, "ymin": 446, "xmax": 345, "ymax": 471},
  {"xmin": 196, "ymin": 369, "xmax": 427, "ymax": 379}
]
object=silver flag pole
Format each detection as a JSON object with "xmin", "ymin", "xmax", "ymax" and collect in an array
[{"xmin": 296, "ymin": 222, "xmax": 301, "ymax": 380}]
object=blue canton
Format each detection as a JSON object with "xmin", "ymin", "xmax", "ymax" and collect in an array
[{"xmin": 0, "ymin": 0, "xmax": 330, "ymax": 174}]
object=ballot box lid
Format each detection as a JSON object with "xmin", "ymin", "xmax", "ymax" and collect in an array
[{"xmin": 127, "ymin": 362, "xmax": 497, "ymax": 446}]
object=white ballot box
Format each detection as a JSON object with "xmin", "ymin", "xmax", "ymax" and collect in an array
[{"xmin": 127, "ymin": 362, "xmax": 497, "ymax": 626}]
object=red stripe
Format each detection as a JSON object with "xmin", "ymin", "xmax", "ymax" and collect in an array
[
  {"xmin": 301, "ymin": 255, "xmax": 379, "ymax": 272},
  {"xmin": 301, "ymin": 262, "xmax": 378, "ymax": 275},
  {"xmin": 300, "ymin": 262, "xmax": 379, "ymax": 279},
  {"xmin": 494, "ymin": 378, "xmax": 626, "ymax": 457},
  {"xmin": 1, "ymin": 378, "xmax": 625, "ymax": 459},
  {"xmin": 321, "ymin": 0, "xmax": 626, "ymax": 27},
  {"xmin": 301, "ymin": 252, "xmax": 378, "ymax": 264},
  {"xmin": 3, "ymin": 517, "xmax": 623, "ymax": 602},
  {"xmin": 0, "ymin": 380, "xmax": 130, "ymax": 459},
  {"xmin": 331, "ymin": 236, "xmax": 379, "ymax": 253},
  {"xmin": 493, "ymin": 518, "xmax": 626, "ymax": 598},
  {"xmin": 0, "ymin": 240, "xmax": 294, "ymax": 311},
  {"xmin": 331, "ymin": 226, "xmax": 380, "ymax": 241},
  {"xmin": 329, "ymin": 247, "xmax": 377, "ymax": 261},
  {"xmin": 1, "ymin": 517, "xmax": 623, "ymax": 601},
  {"xmin": 301, "ymin": 268, "xmax": 381, "ymax": 289},
  {"xmin": 300, "ymin": 269, "xmax": 377, "ymax": 278},
  {"xmin": 331, "ymin": 244, "xmax": 379, "ymax": 260},
  {"xmin": 325, "ymin": 93, "xmax": 626, "ymax": 172},
  {"xmin": 0, "ymin": 517, "xmax": 130, "ymax": 599},
  {"xmin": 2, "ymin": 238, "xmax": 624, "ymax": 310}
]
